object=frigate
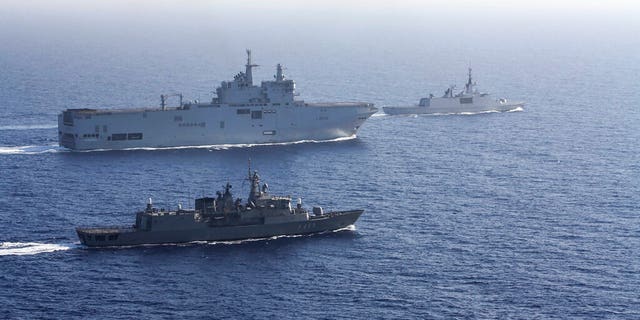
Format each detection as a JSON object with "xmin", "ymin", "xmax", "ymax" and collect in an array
[
  {"xmin": 383, "ymin": 68, "xmax": 524, "ymax": 115},
  {"xmin": 58, "ymin": 50, "xmax": 377, "ymax": 150},
  {"xmin": 76, "ymin": 165, "xmax": 363, "ymax": 247}
]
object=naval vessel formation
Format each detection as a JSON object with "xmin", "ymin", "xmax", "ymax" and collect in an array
[
  {"xmin": 59, "ymin": 50, "xmax": 377, "ymax": 150},
  {"xmin": 69, "ymin": 53, "xmax": 526, "ymax": 247},
  {"xmin": 383, "ymin": 68, "xmax": 524, "ymax": 115},
  {"xmin": 76, "ymin": 166, "xmax": 364, "ymax": 247}
]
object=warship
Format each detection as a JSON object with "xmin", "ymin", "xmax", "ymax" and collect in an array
[
  {"xmin": 76, "ymin": 166, "xmax": 364, "ymax": 247},
  {"xmin": 59, "ymin": 50, "xmax": 377, "ymax": 150},
  {"xmin": 383, "ymin": 68, "xmax": 524, "ymax": 115}
]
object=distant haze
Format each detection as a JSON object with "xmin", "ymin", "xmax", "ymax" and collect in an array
[{"xmin": 0, "ymin": 0, "xmax": 638, "ymax": 109}]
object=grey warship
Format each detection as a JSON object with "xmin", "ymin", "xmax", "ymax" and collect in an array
[
  {"xmin": 383, "ymin": 68, "xmax": 524, "ymax": 115},
  {"xmin": 76, "ymin": 167, "xmax": 363, "ymax": 247},
  {"xmin": 59, "ymin": 50, "xmax": 377, "ymax": 150}
]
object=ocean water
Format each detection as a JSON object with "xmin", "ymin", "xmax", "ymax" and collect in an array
[{"xmin": 1, "ymin": 2, "xmax": 640, "ymax": 319}]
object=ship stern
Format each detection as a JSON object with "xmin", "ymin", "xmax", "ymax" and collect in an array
[
  {"xmin": 58, "ymin": 110, "xmax": 77, "ymax": 149},
  {"xmin": 76, "ymin": 227, "xmax": 134, "ymax": 247}
]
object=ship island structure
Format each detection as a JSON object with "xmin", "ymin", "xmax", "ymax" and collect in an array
[
  {"xmin": 76, "ymin": 166, "xmax": 364, "ymax": 247},
  {"xmin": 59, "ymin": 50, "xmax": 377, "ymax": 150}
]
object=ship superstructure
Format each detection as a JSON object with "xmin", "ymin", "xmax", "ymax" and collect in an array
[{"xmin": 59, "ymin": 50, "xmax": 377, "ymax": 150}]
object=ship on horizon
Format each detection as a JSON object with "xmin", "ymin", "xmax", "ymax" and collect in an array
[
  {"xmin": 58, "ymin": 50, "xmax": 377, "ymax": 150},
  {"xmin": 383, "ymin": 68, "xmax": 524, "ymax": 115}
]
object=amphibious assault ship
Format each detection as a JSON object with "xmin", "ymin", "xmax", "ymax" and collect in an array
[
  {"xmin": 76, "ymin": 166, "xmax": 364, "ymax": 247},
  {"xmin": 59, "ymin": 50, "xmax": 377, "ymax": 150},
  {"xmin": 383, "ymin": 68, "xmax": 524, "ymax": 115}
]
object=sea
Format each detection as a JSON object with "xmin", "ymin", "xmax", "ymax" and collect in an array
[{"xmin": 1, "ymin": 2, "xmax": 639, "ymax": 319}]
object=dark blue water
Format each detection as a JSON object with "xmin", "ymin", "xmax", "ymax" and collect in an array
[{"xmin": 2, "ymin": 2, "xmax": 640, "ymax": 319}]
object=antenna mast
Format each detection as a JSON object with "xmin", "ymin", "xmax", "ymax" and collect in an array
[
  {"xmin": 245, "ymin": 49, "xmax": 258, "ymax": 85},
  {"xmin": 465, "ymin": 67, "xmax": 473, "ymax": 94}
]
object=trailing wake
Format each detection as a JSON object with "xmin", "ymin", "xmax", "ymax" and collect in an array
[
  {"xmin": 0, "ymin": 242, "xmax": 74, "ymax": 256},
  {"xmin": 0, "ymin": 124, "xmax": 57, "ymax": 131},
  {"xmin": 0, "ymin": 145, "xmax": 65, "ymax": 155}
]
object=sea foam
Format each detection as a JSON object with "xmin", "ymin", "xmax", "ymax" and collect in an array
[
  {"xmin": 0, "ymin": 242, "xmax": 74, "ymax": 256},
  {"xmin": 0, "ymin": 145, "xmax": 65, "ymax": 155},
  {"xmin": 0, "ymin": 124, "xmax": 57, "ymax": 131}
]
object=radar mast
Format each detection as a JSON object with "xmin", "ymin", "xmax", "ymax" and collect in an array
[
  {"xmin": 245, "ymin": 49, "xmax": 258, "ymax": 85},
  {"xmin": 465, "ymin": 67, "xmax": 475, "ymax": 94}
]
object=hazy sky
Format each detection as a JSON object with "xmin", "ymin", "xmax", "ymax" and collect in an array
[
  {"xmin": 2, "ymin": 0, "xmax": 638, "ymax": 43},
  {"xmin": 1, "ymin": 0, "xmax": 638, "ymax": 107},
  {"xmin": 3, "ymin": 0, "xmax": 639, "ymax": 23},
  {"xmin": 2, "ymin": 0, "xmax": 637, "ymax": 70}
]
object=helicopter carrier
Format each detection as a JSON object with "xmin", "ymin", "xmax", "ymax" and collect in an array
[
  {"xmin": 383, "ymin": 68, "xmax": 524, "ymax": 115},
  {"xmin": 59, "ymin": 50, "xmax": 377, "ymax": 150},
  {"xmin": 76, "ymin": 166, "xmax": 363, "ymax": 247}
]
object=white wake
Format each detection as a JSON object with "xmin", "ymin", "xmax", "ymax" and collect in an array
[
  {"xmin": 0, "ymin": 145, "xmax": 66, "ymax": 155},
  {"xmin": 0, "ymin": 124, "xmax": 57, "ymax": 131},
  {"xmin": 0, "ymin": 242, "xmax": 74, "ymax": 256},
  {"xmin": 507, "ymin": 106, "xmax": 524, "ymax": 112}
]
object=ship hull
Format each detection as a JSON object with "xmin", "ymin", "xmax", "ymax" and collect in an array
[
  {"xmin": 59, "ymin": 103, "xmax": 376, "ymax": 150},
  {"xmin": 382, "ymin": 103, "xmax": 524, "ymax": 115},
  {"xmin": 76, "ymin": 210, "xmax": 363, "ymax": 247},
  {"xmin": 382, "ymin": 98, "xmax": 524, "ymax": 115}
]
